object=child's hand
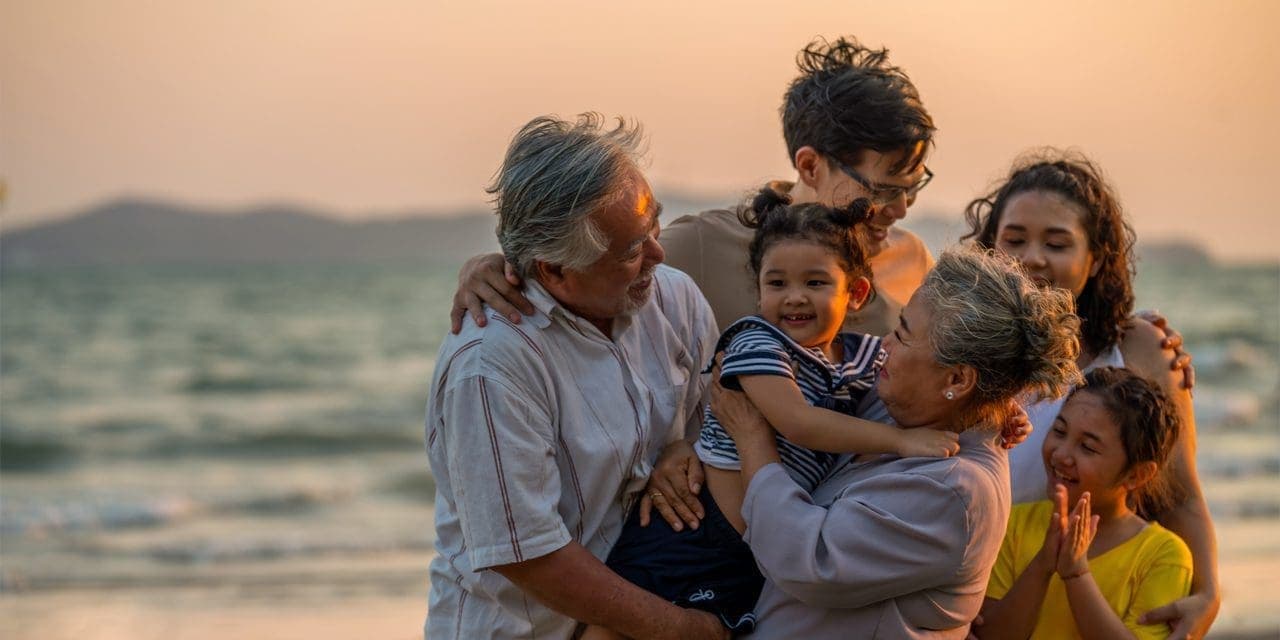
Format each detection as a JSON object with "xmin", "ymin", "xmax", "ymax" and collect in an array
[
  {"xmin": 1055, "ymin": 491, "xmax": 1099, "ymax": 579},
  {"xmin": 895, "ymin": 427, "xmax": 960, "ymax": 458},
  {"xmin": 999, "ymin": 400, "xmax": 1032, "ymax": 450},
  {"xmin": 1032, "ymin": 483, "xmax": 1068, "ymax": 577}
]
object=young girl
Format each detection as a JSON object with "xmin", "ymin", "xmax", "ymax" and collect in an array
[
  {"xmin": 979, "ymin": 366, "xmax": 1193, "ymax": 639},
  {"xmin": 588, "ymin": 188, "xmax": 959, "ymax": 638}
]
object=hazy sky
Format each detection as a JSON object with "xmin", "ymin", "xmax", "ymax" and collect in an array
[{"xmin": 2, "ymin": 0, "xmax": 1278, "ymax": 260}]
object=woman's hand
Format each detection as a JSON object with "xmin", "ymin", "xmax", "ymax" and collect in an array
[
  {"xmin": 637, "ymin": 440, "xmax": 706, "ymax": 531},
  {"xmin": 1000, "ymin": 401, "xmax": 1032, "ymax": 450},
  {"xmin": 895, "ymin": 427, "xmax": 960, "ymax": 458},
  {"xmin": 1056, "ymin": 492, "xmax": 1099, "ymax": 579},
  {"xmin": 708, "ymin": 364, "xmax": 773, "ymax": 448},
  {"xmin": 449, "ymin": 253, "xmax": 535, "ymax": 333},
  {"xmin": 708, "ymin": 363, "xmax": 780, "ymax": 488},
  {"xmin": 1136, "ymin": 309, "xmax": 1195, "ymax": 390},
  {"xmin": 1138, "ymin": 591, "xmax": 1221, "ymax": 640}
]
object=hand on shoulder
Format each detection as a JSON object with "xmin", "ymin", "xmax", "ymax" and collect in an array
[{"xmin": 1119, "ymin": 318, "xmax": 1186, "ymax": 395}]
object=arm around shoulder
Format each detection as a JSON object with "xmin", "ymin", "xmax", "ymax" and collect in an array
[{"xmin": 1121, "ymin": 319, "xmax": 1220, "ymax": 633}]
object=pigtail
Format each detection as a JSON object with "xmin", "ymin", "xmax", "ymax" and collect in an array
[
  {"xmin": 739, "ymin": 186, "xmax": 792, "ymax": 229},
  {"xmin": 829, "ymin": 197, "xmax": 875, "ymax": 228},
  {"xmin": 742, "ymin": 189, "xmax": 875, "ymax": 293}
]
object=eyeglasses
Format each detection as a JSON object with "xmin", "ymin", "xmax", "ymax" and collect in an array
[{"xmin": 833, "ymin": 160, "xmax": 934, "ymax": 206}]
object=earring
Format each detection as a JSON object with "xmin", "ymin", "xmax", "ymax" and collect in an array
[{"xmin": 945, "ymin": 391, "xmax": 955, "ymax": 400}]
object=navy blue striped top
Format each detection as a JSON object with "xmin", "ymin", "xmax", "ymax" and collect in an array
[{"xmin": 696, "ymin": 316, "xmax": 888, "ymax": 492}]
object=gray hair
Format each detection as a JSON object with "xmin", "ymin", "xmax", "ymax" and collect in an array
[
  {"xmin": 487, "ymin": 113, "xmax": 645, "ymax": 279},
  {"xmin": 918, "ymin": 248, "xmax": 1083, "ymax": 408}
]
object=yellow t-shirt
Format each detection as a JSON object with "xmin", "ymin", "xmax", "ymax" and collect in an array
[{"xmin": 986, "ymin": 500, "xmax": 1193, "ymax": 640}]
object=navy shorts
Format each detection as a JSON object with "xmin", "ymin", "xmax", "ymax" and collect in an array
[{"xmin": 605, "ymin": 489, "xmax": 764, "ymax": 635}]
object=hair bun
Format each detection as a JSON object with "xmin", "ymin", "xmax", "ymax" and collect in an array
[
  {"xmin": 830, "ymin": 197, "xmax": 874, "ymax": 227},
  {"xmin": 741, "ymin": 186, "xmax": 793, "ymax": 229}
]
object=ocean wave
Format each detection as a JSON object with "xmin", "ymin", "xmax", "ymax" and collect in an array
[
  {"xmin": 0, "ymin": 435, "xmax": 77, "ymax": 471},
  {"xmin": 1194, "ymin": 391, "xmax": 1270, "ymax": 432},
  {"xmin": 1191, "ymin": 340, "xmax": 1276, "ymax": 380},
  {"xmin": 141, "ymin": 535, "xmax": 434, "ymax": 564},
  {"xmin": 377, "ymin": 470, "xmax": 436, "ymax": 499},
  {"xmin": 182, "ymin": 371, "xmax": 315, "ymax": 393},
  {"xmin": 1, "ymin": 495, "xmax": 200, "ymax": 535},
  {"xmin": 1210, "ymin": 498, "xmax": 1280, "ymax": 521},
  {"xmin": 1, "ymin": 487, "xmax": 355, "ymax": 536},
  {"xmin": 1200, "ymin": 452, "xmax": 1280, "ymax": 479},
  {"xmin": 143, "ymin": 427, "xmax": 422, "ymax": 458}
]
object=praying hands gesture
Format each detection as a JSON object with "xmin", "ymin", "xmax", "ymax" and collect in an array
[
  {"xmin": 1026, "ymin": 485, "xmax": 1098, "ymax": 582},
  {"xmin": 1054, "ymin": 491, "xmax": 1099, "ymax": 581}
]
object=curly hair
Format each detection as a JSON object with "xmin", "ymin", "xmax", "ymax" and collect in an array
[
  {"xmin": 737, "ymin": 186, "xmax": 874, "ymax": 292},
  {"xmin": 1072, "ymin": 367, "xmax": 1183, "ymax": 515},
  {"xmin": 962, "ymin": 150, "xmax": 1136, "ymax": 357},
  {"xmin": 918, "ymin": 248, "xmax": 1083, "ymax": 412},
  {"xmin": 781, "ymin": 36, "xmax": 935, "ymax": 175}
]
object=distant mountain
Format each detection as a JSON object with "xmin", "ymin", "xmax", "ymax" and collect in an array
[
  {"xmin": 0, "ymin": 198, "xmax": 502, "ymax": 267},
  {"xmin": 0, "ymin": 198, "xmax": 1214, "ymax": 268}
]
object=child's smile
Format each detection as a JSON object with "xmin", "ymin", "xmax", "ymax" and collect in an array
[{"xmin": 757, "ymin": 240, "xmax": 852, "ymax": 358}]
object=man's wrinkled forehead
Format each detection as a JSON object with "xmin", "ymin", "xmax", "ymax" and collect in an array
[{"xmin": 616, "ymin": 165, "xmax": 659, "ymax": 217}]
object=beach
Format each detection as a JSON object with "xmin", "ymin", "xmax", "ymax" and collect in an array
[
  {"xmin": 2, "ymin": 259, "xmax": 1277, "ymax": 638},
  {"xmin": 3, "ymin": 534, "xmax": 1278, "ymax": 639}
]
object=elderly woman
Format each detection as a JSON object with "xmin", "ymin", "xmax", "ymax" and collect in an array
[{"xmin": 712, "ymin": 248, "xmax": 1082, "ymax": 638}]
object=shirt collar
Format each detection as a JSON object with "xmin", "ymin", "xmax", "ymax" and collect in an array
[
  {"xmin": 522, "ymin": 279, "xmax": 558, "ymax": 330},
  {"xmin": 524, "ymin": 278, "xmax": 633, "ymax": 339}
]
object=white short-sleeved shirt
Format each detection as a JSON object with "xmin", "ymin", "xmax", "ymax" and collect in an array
[{"xmin": 425, "ymin": 264, "xmax": 717, "ymax": 639}]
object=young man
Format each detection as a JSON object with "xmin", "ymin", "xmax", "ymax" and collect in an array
[{"xmin": 656, "ymin": 37, "xmax": 936, "ymax": 337}]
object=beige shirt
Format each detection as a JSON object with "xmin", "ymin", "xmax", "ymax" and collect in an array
[
  {"xmin": 425, "ymin": 264, "xmax": 717, "ymax": 639},
  {"xmin": 660, "ymin": 183, "xmax": 934, "ymax": 337}
]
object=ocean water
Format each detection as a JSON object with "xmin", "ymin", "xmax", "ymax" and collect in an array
[{"xmin": 1, "ymin": 260, "xmax": 1277, "ymax": 626}]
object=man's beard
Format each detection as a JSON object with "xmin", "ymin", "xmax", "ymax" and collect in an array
[{"xmin": 619, "ymin": 266, "xmax": 657, "ymax": 315}]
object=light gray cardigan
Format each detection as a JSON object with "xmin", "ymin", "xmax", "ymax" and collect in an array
[{"xmin": 743, "ymin": 428, "xmax": 1011, "ymax": 639}]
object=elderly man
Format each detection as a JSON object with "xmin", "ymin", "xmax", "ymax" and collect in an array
[{"xmin": 424, "ymin": 114, "xmax": 722, "ymax": 639}]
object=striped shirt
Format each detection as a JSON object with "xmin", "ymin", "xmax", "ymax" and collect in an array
[
  {"xmin": 424, "ymin": 264, "xmax": 717, "ymax": 639},
  {"xmin": 696, "ymin": 316, "xmax": 888, "ymax": 492}
]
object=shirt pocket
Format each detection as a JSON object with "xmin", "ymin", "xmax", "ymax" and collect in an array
[{"xmin": 651, "ymin": 351, "xmax": 692, "ymax": 438}]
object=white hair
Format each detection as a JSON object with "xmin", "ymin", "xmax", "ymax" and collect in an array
[{"xmin": 488, "ymin": 113, "xmax": 645, "ymax": 279}]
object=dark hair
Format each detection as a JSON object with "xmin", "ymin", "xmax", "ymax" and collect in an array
[
  {"xmin": 963, "ymin": 150, "xmax": 1136, "ymax": 357},
  {"xmin": 782, "ymin": 36, "xmax": 935, "ymax": 175},
  {"xmin": 738, "ymin": 186, "xmax": 874, "ymax": 292},
  {"xmin": 1072, "ymin": 366, "xmax": 1182, "ymax": 514}
]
